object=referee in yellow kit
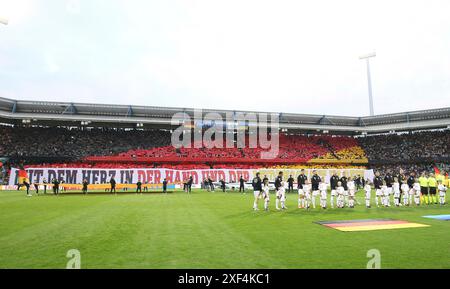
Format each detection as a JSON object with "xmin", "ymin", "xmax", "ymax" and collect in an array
[
  {"xmin": 428, "ymin": 173, "xmax": 438, "ymax": 205},
  {"xmin": 418, "ymin": 172, "xmax": 429, "ymax": 205}
]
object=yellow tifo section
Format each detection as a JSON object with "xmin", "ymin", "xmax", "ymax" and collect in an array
[
  {"xmin": 310, "ymin": 146, "xmax": 368, "ymax": 164},
  {"xmin": 273, "ymin": 164, "xmax": 365, "ymax": 169},
  {"xmin": 335, "ymin": 223, "xmax": 430, "ymax": 232}
]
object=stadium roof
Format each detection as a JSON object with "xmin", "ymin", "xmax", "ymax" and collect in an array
[{"xmin": 0, "ymin": 96, "xmax": 449, "ymax": 134}]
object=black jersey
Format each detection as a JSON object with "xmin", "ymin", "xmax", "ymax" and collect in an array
[
  {"xmin": 340, "ymin": 176, "xmax": 348, "ymax": 190},
  {"xmin": 311, "ymin": 174, "xmax": 321, "ymax": 191},
  {"xmin": 374, "ymin": 176, "xmax": 383, "ymax": 189},
  {"xmin": 384, "ymin": 174, "xmax": 394, "ymax": 187},
  {"xmin": 407, "ymin": 176, "xmax": 415, "ymax": 189},
  {"xmin": 330, "ymin": 175, "xmax": 340, "ymax": 190},
  {"xmin": 252, "ymin": 176, "xmax": 262, "ymax": 191},
  {"xmin": 274, "ymin": 176, "xmax": 283, "ymax": 190},
  {"xmin": 297, "ymin": 174, "xmax": 307, "ymax": 189}
]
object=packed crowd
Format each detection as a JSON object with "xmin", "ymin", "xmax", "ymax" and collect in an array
[
  {"xmin": 0, "ymin": 126, "xmax": 449, "ymax": 177},
  {"xmin": 359, "ymin": 130, "xmax": 450, "ymax": 162},
  {"xmin": 0, "ymin": 126, "xmax": 365, "ymax": 161},
  {"xmin": 0, "ymin": 126, "xmax": 171, "ymax": 158}
]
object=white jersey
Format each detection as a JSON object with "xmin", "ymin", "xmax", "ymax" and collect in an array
[
  {"xmin": 337, "ymin": 186, "xmax": 345, "ymax": 196},
  {"xmin": 347, "ymin": 181, "xmax": 355, "ymax": 191},
  {"xmin": 364, "ymin": 185, "xmax": 371, "ymax": 200},
  {"xmin": 401, "ymin": 183, "xmax": 409, "ymax": 194},
  {"xmin": 438, "ymin": 184, "xmax": 447, "ymax": 196},
  {"xmin": 393, "ymin": 183, "xmax": 400, "ymax": 198},
  {"xmin": 319, "ymin": 182, "xmax": 327, "ymax": 192}
]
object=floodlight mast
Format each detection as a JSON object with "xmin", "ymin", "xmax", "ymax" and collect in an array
[{"xmin": 359, "ymin": 52, "xmax": 376, "ymax": 116}]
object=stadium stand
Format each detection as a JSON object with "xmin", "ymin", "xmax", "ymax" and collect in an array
[
  {"xmin": 0, "ymin": 96, "xmax": 449, "ymax": 178},
  {"xmin": 1, "ymin": 124, "xmax": 449, "ymax": 176},
  {"xmin": 0, "ymin": 126, "xmax": 366, "ymax": 164}
]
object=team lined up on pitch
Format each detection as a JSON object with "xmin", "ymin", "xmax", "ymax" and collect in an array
[{"xmin": 251, "ymin": 170, "xmax": 448, "ymax": 211}]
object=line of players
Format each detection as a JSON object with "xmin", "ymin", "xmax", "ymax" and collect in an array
[{"xmin": 252, "ymin": 169, "xmax": 448, "ymax": 211}]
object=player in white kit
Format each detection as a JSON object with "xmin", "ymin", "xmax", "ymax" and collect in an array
[
  {"xmin": 381, "ymin": 181, "xmax": 389, "ymax": 207},
  {"xmin": 438, "ymin": 180, "xmax": 447, "ymax": 205},
  {"xmin": 364, "ymin": 181, "xmax": 372, "ymax": 208},
  {"xmin": 413, "ymin": 182, "xmax": 421, "ymax": 206},
  {"xmin": 401, "ymin": 181, "xmax": 410, "ymax": 206},
  {"xmin": 277, "ymin": 182, "xmax": 287, "ymax": 210},
  {"xmin": 393, "ymin": 178, "xmax": 401, "ymax": 207},
  {"xmin": 319, "ymin": 181, "xmax": 327, "ymax": 209},
  {"xmin": 348, "ymin": 178, "xmax": 358, "ymax": 207},
  {"xmin": 348, "ymin": 188, "xmax": 356, "ymax": 208}
]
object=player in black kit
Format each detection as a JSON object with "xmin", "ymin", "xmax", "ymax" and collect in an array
[
  {"xmin": 330, "ymin": 172, "xmax": 340, "ymax": 208},
  {"xmin": 297, "ymin": 169, "xmax": 307, "ymax": 190},
  {"xmin": 373, "ymin": 172, "xmax": 383, "ymax": 207},
  {"xmin": 252, "ymin": 172, "xmax": 262, "ymax": 210},
  {"xmin": 311, "ymin": 170, "xmax": 321, "ymax": 209}
]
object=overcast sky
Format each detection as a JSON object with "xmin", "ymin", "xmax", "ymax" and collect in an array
[{"xmin": 1, "ymin": 0, "xmax": 450, "ymax": 116}]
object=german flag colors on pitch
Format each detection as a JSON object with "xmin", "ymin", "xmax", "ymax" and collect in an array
[{"xmin": 316, "ymin": 219, "xmax": 430, "ymax": 232}]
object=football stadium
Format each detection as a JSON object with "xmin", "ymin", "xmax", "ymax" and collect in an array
[
  {"xmin": 0, "ymin": 96, "xmax": 449, "ymax": 269},
  {"xmin": 1, "ymin": 0, "xmax": 450, "ymax": 275}
]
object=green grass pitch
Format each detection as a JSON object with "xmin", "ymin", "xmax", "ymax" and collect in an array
[{"xmin": 0, "ymin": 189, "xmax": 449, "ymax": 269}]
